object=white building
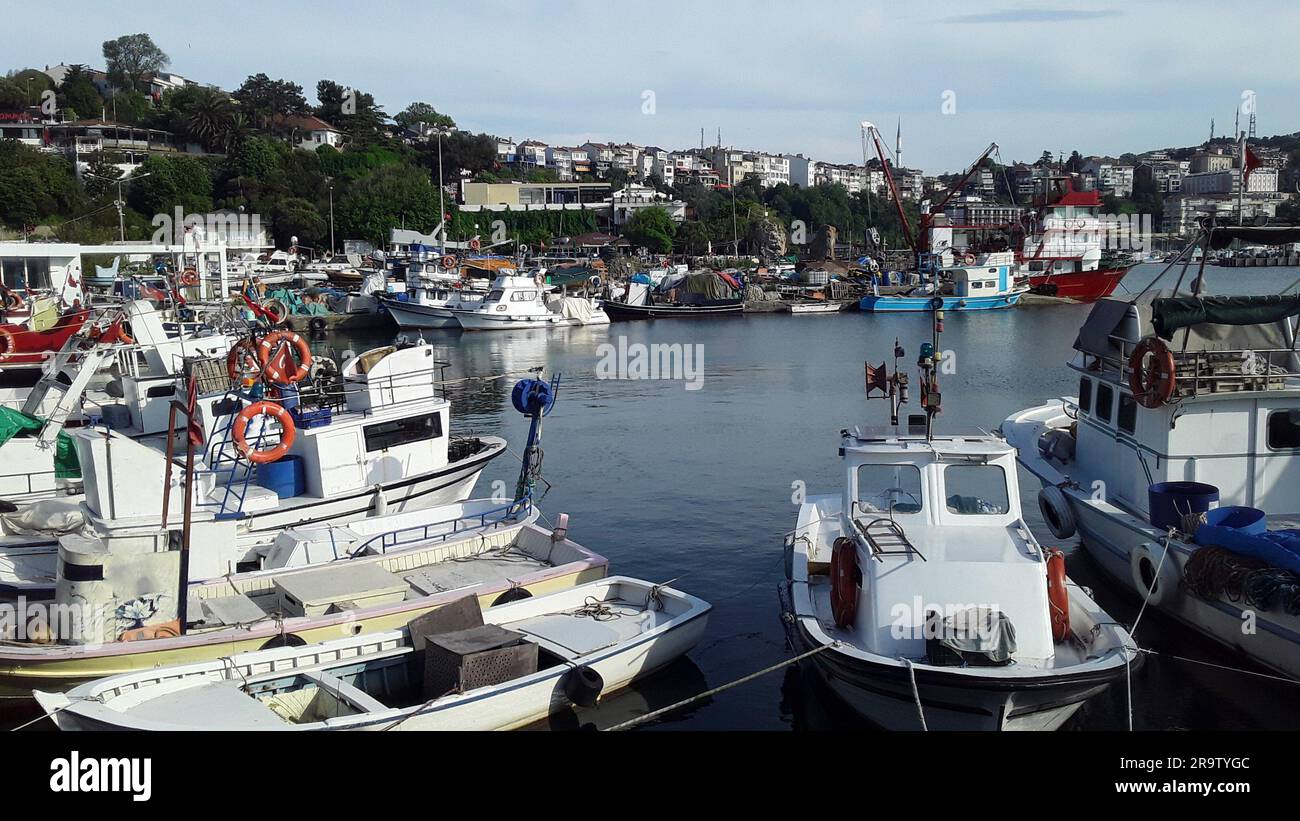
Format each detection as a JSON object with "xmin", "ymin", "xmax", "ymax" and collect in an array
[
  {"xmin": 1182, "ymin": 168, "xmax": 1279, "ymax": 196},
  {"xmin": 517, "ymin": 140, "xmax": 548, "ymax": 169},
  {"xmin": 1081, "ymin": 158, "xmax": 1135, "ymax": 197},
  {"xmin": 606, "ymin": 183, "xmax": 687, "ymax": 226},
  {"xmin": 272, "ymin": 114, "xmax": 344, "ymax": 150},
  {"xmin": 750, "ymin": 152, "xmax": 790, "ymax": 187}
]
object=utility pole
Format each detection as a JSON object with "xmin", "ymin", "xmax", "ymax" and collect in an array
[{"xmin": 328, "ymin": 181, "xmax": 336, "ymax": 254}]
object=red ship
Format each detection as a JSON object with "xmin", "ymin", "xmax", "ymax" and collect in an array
[{"xmin": 1019, "ymin": 176, "xmax": 1136, "ymax": 301}]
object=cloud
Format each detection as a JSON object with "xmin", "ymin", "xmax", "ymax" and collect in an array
[{"xmin": 941, "ymin": 8, "xmax": 1122, "ymax": 24}]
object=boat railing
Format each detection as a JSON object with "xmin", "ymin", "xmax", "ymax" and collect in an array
[
  {"xmin": 0, "ymin": 467, "xmax": 62, "ymax": 495},
  {"xmin": 851, "ymin": 515, "xmax": 926, "ymax": 562},
  {"xmin": 1090, "ymin": 336, "xmax": 1300, "ymax": 397},
  {"xmin": 349, "ymin": 497, "xmax": 533, "ymax": 558}
]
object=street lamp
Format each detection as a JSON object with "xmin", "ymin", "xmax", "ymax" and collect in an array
[
  {"xmin": 116, "ymin": 170, "xmax": 151, "ymax": 242},
  {"xmin": 327, "ymin": 179, "xmax": 336, "ymax": 255},
  {"xmin": 435, "ymin": 126, "xmax": 457, "ymax": 253}
]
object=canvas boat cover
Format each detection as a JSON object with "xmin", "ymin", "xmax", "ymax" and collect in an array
[
  {"xmin": 1206, "ymin": 224, "xmax": 1300, "ymax": 250},
  {"xmin": 927, "ymin": 607, "xmax": 1016, "ymax": 664},
  {"xmin": 1075, "ymin": 291, "xmax": 1297, "ymax": 358},
  {"xmin": 559, "ymin": 297, "xmax": 597, "ymax": 323},
  {"xmin": 0, "ymin": 406, "xmax": 80, "ymax": 478},
  {"xmin": 1152, "ymin": 295, "xmax": 1300, "ymax": 340},
  {"xmin": 678, "ymin": 272, "xmax": 738, "ymax": 300}
]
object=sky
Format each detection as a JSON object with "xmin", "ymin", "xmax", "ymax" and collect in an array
[{"xmin": 8, "ymin": 0, "xmax": 1299, "ymax": 173}]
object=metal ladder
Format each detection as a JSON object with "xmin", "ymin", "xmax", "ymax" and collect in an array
[
  {"xmin": 199, "ymin": 391, "xmax": 266, "ymax": 520},
  {"xmin": 21, "ymin": 341, "xmax": 111, "ymax": 451}
]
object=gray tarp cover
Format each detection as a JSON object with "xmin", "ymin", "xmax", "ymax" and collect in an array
[
  {"xmin": 1075, "ymin": 291, "xmax": 1296, "ymax": 357},
  {"xmin": 1152, "ymin": 295, "xmax": 1300, "ymax": 340},
  {"xmin": 1207, "ymin": 225, "xmax": 1300, "ymax": 250},
  {"xmin": 679, "ymin": 272, "xmax": 737, "ymax": 300},
  {"xmin": 928, "ymin": 607, "xmax": 1017, "ymax": 663}
]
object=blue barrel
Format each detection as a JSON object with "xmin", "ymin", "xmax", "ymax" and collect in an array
[
  {"xmin": 1148, "ymin": 481, "xmax": 1219, "ymax": 531},
  {"xmin": 256, "ymin": 455, "xmax": 306, "ymax": 499},
  {"xmin": 1202, "ymin": 505, "xmax": 1267, "ymax": 535}
]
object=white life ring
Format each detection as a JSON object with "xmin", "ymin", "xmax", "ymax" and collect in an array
[
  {"xmin": 1130, "ymin": 542, "xmax": 1180, "ymax": 606},
  {"xmin": 1038, "ymin": 485, "xmax": 1077, "ymax": 540}
]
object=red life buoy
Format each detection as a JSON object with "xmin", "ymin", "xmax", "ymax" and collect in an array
[
  {"xmin": 1045, "ymin": 548, "xmax": 1070, "ymax": 642},
  {"xmin": 232, "ymin": 401, "xmax": 296, "ymax": 464},
  {"xmin": 257, "ymin": 330, "xmax": 313, "ymax": 384},
  {"xmin": 226, "ymin": 339, "xmax": 261, "ymax": 383},
  {"xmin": 441, "ymin": 255, "xmax": 457, "ymax": 270},
  {"xmin": 180, "ymin": 268, "xmax": 200, "ymax": 287},
  {"xmin": 830, "ymin": 536, "xmax": 860, "ymax": 628},
  {"xmin": 468, "ymin": 238, "xmax": 481, "ymax": 251},
  {"xmin": 1128, "ymin": 336, "xmax": 1176, "ymax": 409},
  {"xmin": 0, "ymin": 327, "xmax": 15, "ymax": 360}
]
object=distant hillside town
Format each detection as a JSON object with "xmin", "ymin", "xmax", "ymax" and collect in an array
[{"xmin": 2, "ymin": 33, "xmax": 1298, "ymax": 255}]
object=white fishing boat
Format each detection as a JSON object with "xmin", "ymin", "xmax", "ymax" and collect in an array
[
  {"xmin": 780, "ymin": 314, "xmax": 1137, "ymax": 730},
  {"xmin": 789, "ymin": 300, "xmax": 844, "ymax": 315},
  {"xmin": 0, "ymin": 340, "xmax": 505, "ymax": 585},
  {"xmin": 1002, "ymin": 222, "xmax": 1300, "ymax": 680},
  {"xmin": 379, "ymin": 280, "xmax": 488, "ymax": 330},
  {"xmin": 449, "ymin": 274, "xmax": 610, "ymax": 331},
  {"xmin": 34, "ymin": 576, "xmax": 707, "ymax": 731}
]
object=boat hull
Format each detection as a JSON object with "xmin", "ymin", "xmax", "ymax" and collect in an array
[
  {"xmin": 450, "ymin": 310, "xmax": 610, "ymax": 331},
  {"xmin": 858, "ymin": 293, "xmax": 1022, "ymax": 312},
  {"xmin": 1027, "ymin": 265, "xmax": 1130, "ymax": 301},
  {"xmin": 778, "ymin": 582, "xmax": 1132, "ymax": 730},
  {"xmin": 1005, "ymin": 404, "xmax": 1300, "ymax": 680},
  {"xmin": 0, "ymin": 535, "xmax": 609, "ymax": 698},
  {"xmin": 602, "ymin": 300, "xmax": 743, "ymax": 320},
  {"xmin": 378, "ymin": 297, "xmax": 461, "ymax": 329}
]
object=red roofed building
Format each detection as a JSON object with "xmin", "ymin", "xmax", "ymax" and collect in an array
[{"xmin": 269, "ymin": 114, "xmax": 344, "ymax": 150}]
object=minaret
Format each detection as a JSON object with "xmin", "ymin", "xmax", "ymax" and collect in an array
[{"xmin": 895, "ymin": 119, "xmax": 903, "ymax": 169}]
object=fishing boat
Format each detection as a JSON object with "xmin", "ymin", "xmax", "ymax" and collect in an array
[
  {"xmin": 448, "ymin": 274, "xmax": 610, "ymax": 331},
  {"xmin": 859, "ymin": 251, "xmax": 1027, "ymax": 312},
  {"xmin": 780, "ymin": 308, "xmax": 1137, "ymax": 730},
  {"xmin": 378, "ymin": 255, "xmax": 488, "ymax": 330},
  {"xmin": 0, "ymin": 338, "xmax": 505, "ymax": 583},
  {"xmin": 603, "ymin": 270, "xmax": 743, "ymax": 319},
  {"xmin": 1002, "ymin": 221, "xmax": 1300, "ymax": 680},
  {"xmin": 789, "ymin": 300, "xmax": 844, "ymax": 315},
  {"xmin": 1020, "ymin": 175, "xmax": 1134, "ymax": 301},
  {"xmin": 33, "ymin": 577, "xmax": 707, "ymax": 730},
  {"xmin": 0, "ymin": 305, "xmax": 93, "ymax": 370}
]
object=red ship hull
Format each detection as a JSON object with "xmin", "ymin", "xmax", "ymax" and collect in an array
[
  {"xmin": 0, "ymin": 309, "xmax": 92, "ymax": 368},
  {"xmin": 1027, "ymin": 265, "xmax": 1130, "ymax": 301}
]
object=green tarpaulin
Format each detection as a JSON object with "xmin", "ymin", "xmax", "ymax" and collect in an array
[
  {"xmin": 0, "ymin": 406, "xmax": 81, "ymax": 479},
  {"xmin": 1151, "ymin": 295, "xmax": 1300, "ymax": 340}
]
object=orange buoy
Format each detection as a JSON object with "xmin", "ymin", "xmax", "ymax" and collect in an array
[
  {"xmin": 180, "ymin": 267, "xmax": 200, "ymax": 287},
  {"xmin": 226, "ymin": 339, "xmax": 261, "ymax": 383},
  {"xmin": 830, "ymin": 536, "xmax": 860, "ymax": 628},
  {"xmin": 1045, "ymin": 548, "xmax": 1070, "ymax": 642},
  {"xmin": 257, "ymin": 330, "xmax": 312, "ymax": 384},
  {"xmin": 232, "ymin": 401, "xmax": 296, "ymax": 464},
  {"xmin": 1128, "ymin": 337, "xmax": 1176, "ymax": 409},
  {"xmin": 0, "ymin": 328, "xmax": 15, "ymax": 360}
]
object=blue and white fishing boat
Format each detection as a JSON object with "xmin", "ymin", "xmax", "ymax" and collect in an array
[{"xmin": 859, "ymin": 251, "xmax": 1027, "ymax": 313}]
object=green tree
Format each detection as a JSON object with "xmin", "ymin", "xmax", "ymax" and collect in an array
[
  {"xmin": 316, "ymin": 80, "xmax": 386, "ymax": 142},
  {"xmin": 83, "ymin": 151, "xmax": 125, "ymax": 200},
  {"xmin": 127, "ymin": 154, "xmax": 214, "ymax": 217},
  {"xmin": 623, "ymin": 206, "xmax": 677, "ymax": 253},
  {"xmin": 395, "ymin": 102, "xmax": 455, "ymax": 131},
  {"xmin": 232, "ymin": 73, "xmax": 309, "ymax": 130},
  {"xmin": 57, "ymin": 64, "xmax": 104, "ymax": 120},
  {"xmin": 102, "ymin": 33, "xmax": 169, "ymax": 92},
  {"xmin": 335, "ymin": 163, "xmax": 440, "ymax": 244},
  {"xmin": 271, "ymin": 197, "xmax": 327, "ymax": 248}
]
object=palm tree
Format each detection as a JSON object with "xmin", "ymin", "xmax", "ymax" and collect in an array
[{"xmin": 185, "ymin": 88, "xmax": 236, "ymax": 152}]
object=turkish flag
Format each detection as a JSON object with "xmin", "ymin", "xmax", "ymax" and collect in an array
[{"xmin": 1243, "ymin": 144, "xmax": 1263, "ymax": 184}]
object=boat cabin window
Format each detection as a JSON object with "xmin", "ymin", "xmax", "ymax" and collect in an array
[
  {"xmin": 1095, "ymin": 383, "xmax": 1114, "ymax": 424},
  {"xmin": 943, "ymin": 464, "xmax": 1010, "ymax": 515},
  {"xmin": 855, "ymin": 464, "xmax": 923, "ymax": 514},
  {"xmin": 1118, "ymin": 393, "xmax": 1137, "ymax": 434},
  {"xmin": 1077, "ymin": 377, "xmax": 1092, "ymax": 413},
  {"xmin": 510, "ymin": 290, "xmax": 538, "ymax": 302},
  {"xmin": 1267, "ymin": 409, "xmax": 1300, "ymax": 450},
  {"xmin": 363, "ymin": 413, "xmax": 443, "ymax": 452},
  {"xmin": 486, "ymin": 289, "xmax": 505, "ymax": 302}
]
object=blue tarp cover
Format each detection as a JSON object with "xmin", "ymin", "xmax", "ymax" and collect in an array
[{"xmin": 1194, "ymin": 525, "xmax": 1300, "ymax": 575}]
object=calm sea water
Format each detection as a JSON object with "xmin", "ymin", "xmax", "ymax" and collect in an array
[{"xmin": 5, "ymin": 263, "xmax": 1298, "ymax": 731}]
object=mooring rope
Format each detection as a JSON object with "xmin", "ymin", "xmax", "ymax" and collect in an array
[
  {"xmin": 604, "ymin": 643, "xmax": 835, "ymax": 731},
  {"xmin": 901, "ymin": 657, "xmax": 928, "ymax": 731}
]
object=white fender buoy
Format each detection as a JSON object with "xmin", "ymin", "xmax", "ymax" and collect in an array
[
  {"xmin": 371, "ymin": 484, "xmax": 388, "ymax": 517},
  {"xmin": 1038, "ymin": 485, "xmax": 1077, "ymax": 539},
  {"xmin": 551, "ymin": 512, "xmax": 569, "ymax": 543},
  {"xmin": 1130, "ymin": 542, "xmax": 1179, "ymax": 606}
]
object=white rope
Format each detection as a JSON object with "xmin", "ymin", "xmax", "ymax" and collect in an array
[{"xmin": 901, "ymin": 657, "xmax": 928, "ymax": 731}]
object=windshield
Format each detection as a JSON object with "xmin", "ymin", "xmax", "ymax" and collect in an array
[
  {"xmin": 856, "ymin": 464, "xmax": 923, "ymax": 514},
  {"xmin": 943, "ymin": 464, "xmax": 1009, "ymax": 515}
]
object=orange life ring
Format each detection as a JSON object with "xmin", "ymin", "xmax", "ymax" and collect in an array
[
  {"xmin": 0, "ymin": 327, "xmax": 15, "ymax": 360},
  {"xmin": 468, "ymin": 238, "xmax": 481, "ymax": 251},
  {"xmin": 257, "ymin": 330, "xmax": 313, "ymax": 384},
  {"xmin": 830, "ymin": 536, "xmax": 860, "ymax": 628},
  {"xmin": 232, "ymin": 401, "xmax": 296, "ymax": 464},
  {"xmin": 226, "ymin": 339, "xmax": 262, "ymax": 383},
  {"xmin": 1128, "ymin": 336, "xmax": 1176, "ymax": 409},
  {"xmin": 1045, "ymin": 548, "xmax": 1070, "ymax": 642},
  {"xmin": 180, "ymin": 268, "xmax": 200, "ymax": 287},
  {"xmin": 441, "ymin": 255, "xmax": 457, "ymax": 270}
]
